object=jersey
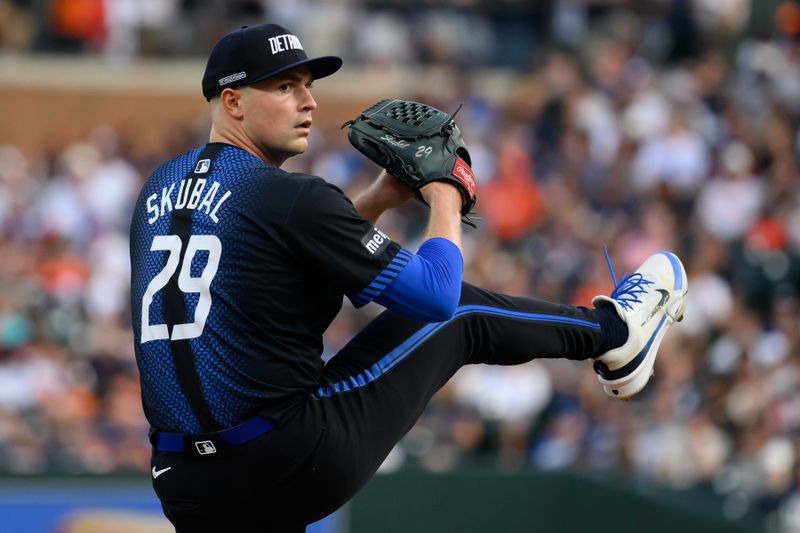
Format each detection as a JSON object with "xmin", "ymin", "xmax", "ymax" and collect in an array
[{"xmin": 130, "ymin": 143, "xmax": 406, "ymax": 433}]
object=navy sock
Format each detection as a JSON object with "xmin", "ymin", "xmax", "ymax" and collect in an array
[{"xmin": 594, "ymin": 306, "xmax": 629, "ymax": 356}]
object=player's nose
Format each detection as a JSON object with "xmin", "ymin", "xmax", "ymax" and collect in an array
[{"xmin": 300, "ymin": 86, "xmax": 317, "ymax": 112}]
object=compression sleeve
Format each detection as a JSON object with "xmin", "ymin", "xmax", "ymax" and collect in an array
[{"xmin": 374, "ymin": 237, "xmax": 463, "ymax": 322}]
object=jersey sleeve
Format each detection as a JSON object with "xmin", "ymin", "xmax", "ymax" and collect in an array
[
  {"xmin": 285, "ymin": 176, "xmax": 407, "ymax": 307},
  {"xmin": 374, "ymin": 237, "xmax": 463, "ymax": 322}
]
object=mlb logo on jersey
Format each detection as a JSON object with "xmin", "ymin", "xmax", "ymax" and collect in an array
[
  {"xmin": 195, "ymin": 440, "xmax": 217, "ymax": 455},
  {"xmin": 194, "ymin": 159, "xmax": 211, "ymax": 174}
]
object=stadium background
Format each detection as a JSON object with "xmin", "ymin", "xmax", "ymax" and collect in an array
[{"xmin": 0, "ymin": 0, "xmax": 799, "ymax": 531}]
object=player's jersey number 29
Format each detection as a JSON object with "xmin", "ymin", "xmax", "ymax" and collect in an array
[{"xmin": 140, "ymin": 234, "xmax": 221, "ymax": 343}]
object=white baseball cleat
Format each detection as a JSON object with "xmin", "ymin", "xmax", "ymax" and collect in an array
[{"xmin": 591, "ymin": 249, "xmax": 688, "ymax": 401}]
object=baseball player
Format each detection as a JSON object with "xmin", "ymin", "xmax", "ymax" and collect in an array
[{"xmin": 129, "ymin": 23, "xmax": 688, "ymax": 532}]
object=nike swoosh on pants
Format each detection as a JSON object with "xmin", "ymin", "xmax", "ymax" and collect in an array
[{"xmin": 152, "ymin": 466, "xmax": 172, "ymax": 479}]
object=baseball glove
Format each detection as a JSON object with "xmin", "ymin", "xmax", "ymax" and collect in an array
[{"xmin": 342, "ymin": 99, "xmax": 477, "ymax": 224}]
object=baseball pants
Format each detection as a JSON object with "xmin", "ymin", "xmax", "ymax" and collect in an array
[{"xmin": 151, "ymin": 282, "xmax": 603, "ymax": 532}]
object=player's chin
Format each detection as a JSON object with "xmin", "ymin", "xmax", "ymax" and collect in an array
[{"xmin": 289, "ymin": 137, "xmax": 309, "ymax": 154}]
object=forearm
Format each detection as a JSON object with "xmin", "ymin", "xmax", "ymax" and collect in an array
[
  {"xmin": 352, "ymin": 191, "xmax": 383, "ymax": 224},
  {"xmin": 352, "ymin": 171, "xmax": 413, "ymax": 224},
  {"xmin": 421, "ymin": 182, "xmax": 463, "ymax": 253},
  {"xmin": 354, "ymin": 174, "xmax": 463, "ymax": 250}
]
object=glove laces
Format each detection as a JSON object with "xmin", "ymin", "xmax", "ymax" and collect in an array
[{"xmin": 603, "ymin": 245, "xmax": 653, "ymax": 311}]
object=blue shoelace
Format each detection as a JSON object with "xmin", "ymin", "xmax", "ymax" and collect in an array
[{"xmin": 603, "ymin": 245, "xmax": 654, "ymax": 311}]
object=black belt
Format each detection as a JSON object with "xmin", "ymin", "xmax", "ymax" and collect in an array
[{"xmin": 152, "ymin": 416, "xmax": 275, "ymax": 453}]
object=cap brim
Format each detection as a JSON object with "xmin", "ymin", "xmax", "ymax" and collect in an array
[
  {"xmin": 249, "ymin": 55, "xmax": 342, "ymax": 86},
  {"xmin": 304, "ymin": 56, "xmax": 343, "ymax": 79},
  {"xmin": 205, "ymin": 55, "xmax": 343, "ymax": 99}
]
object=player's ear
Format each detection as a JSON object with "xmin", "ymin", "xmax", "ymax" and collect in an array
[{"xmin": 219, "ymin": 87, "xmax": 244, "ymax": 120}]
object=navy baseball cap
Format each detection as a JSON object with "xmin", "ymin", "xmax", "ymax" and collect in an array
[{"xmin": 202, "ymin": 24, "xmax": 342, "ymax": 100}]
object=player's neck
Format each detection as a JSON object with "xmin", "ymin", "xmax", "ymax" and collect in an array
[{"xmin": 209, "ymin": 127, "xmax": 284, "ymax": 168}]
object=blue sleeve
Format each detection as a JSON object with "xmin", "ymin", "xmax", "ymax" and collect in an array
[{"xmin": 374, "ymin": 237, "xmax": 463, "ymax": 322}]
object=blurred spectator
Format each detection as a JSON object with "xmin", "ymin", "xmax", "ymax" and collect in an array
[
  {"xmin": 631, "ymin": 110, "xmax": 710, "ymax": 197},
  {"xmin": 0, "ymin": 0, "xmax": 34, "ymax": 50},
  {"xmin": 453, "ymin": 362, "xmax": 552, "ymax": 468},
  {"xmin": 696, "ymin": 141, "xmax": 764, "ymax": 242}
]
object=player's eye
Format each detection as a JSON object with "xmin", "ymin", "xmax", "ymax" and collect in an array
[
  {"xmin": 305, "ymin": 81, "xmax": 314, "ymax": 89},
  {"xmin": 278, "ymin": 83, "xmax": 292, "ymax": 93}
]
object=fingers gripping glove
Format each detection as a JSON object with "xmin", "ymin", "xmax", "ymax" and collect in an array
[{"xmin": 342, "ymin": 99, "xmax": 477, "ymax": 225}]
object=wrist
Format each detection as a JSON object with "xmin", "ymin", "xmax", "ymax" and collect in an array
[{"xmin": 422, "ymin": 182, "xmax": 462, "ymax": 210}]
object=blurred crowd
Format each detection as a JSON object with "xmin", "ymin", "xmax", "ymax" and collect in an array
[{"xmin": 2, "ymin": 0, "xmax": 800, "ymax": 531}]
